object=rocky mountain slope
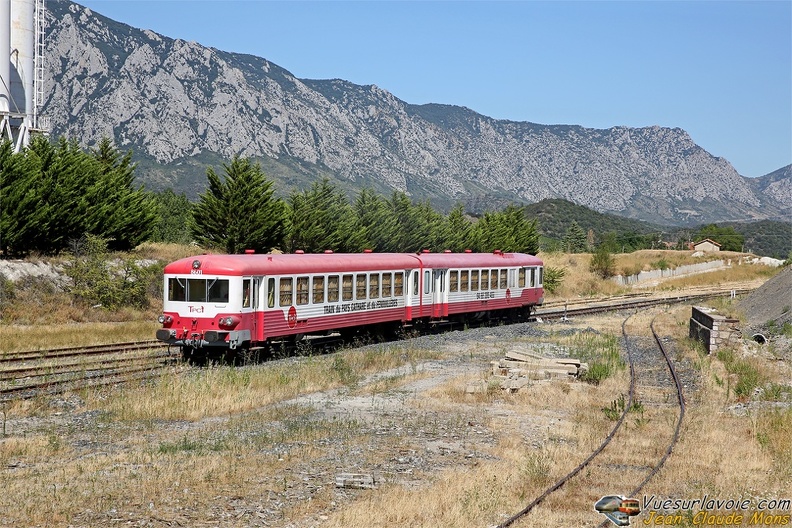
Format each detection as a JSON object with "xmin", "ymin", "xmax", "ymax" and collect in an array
[{"xmin": 41, "ymin": 0, "xmax": 790, "ymax": 225}]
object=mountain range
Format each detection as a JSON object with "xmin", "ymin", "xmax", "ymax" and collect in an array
[{"xmin": 42, "ymin": 0, "xmax": 791, "ymax": 226}]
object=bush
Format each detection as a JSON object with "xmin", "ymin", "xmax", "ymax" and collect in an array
[
  {"xmin": 589, "ymin": 246, "xmax": 616, "ymax": 279},
  {"xmin": 64, "ymin": 235, "xmax": 153, "ymax": 310},
  {"xmin": 542, "ymin": 266, "xmax": 566, "ymax": 294}
]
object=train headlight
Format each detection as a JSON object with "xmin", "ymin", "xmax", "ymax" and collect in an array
[
  {"xmin": 218, "ymin": 315, "xmax": 240, "ymax": 329},
  {"xmin": 158, "ymin": 314, "xmax": 173, "ymax": 325}
]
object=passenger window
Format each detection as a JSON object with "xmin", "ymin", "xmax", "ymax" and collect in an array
[
  {"xmin": 312, "ymin": 276, "xmax": 325, "ymax": 304},
  {"xmin": 279, "ymin": 277, "xmax": 293, "ymax": 306},
  {"xmin": 382, "ymin": 273, "xmax": 392, "ymax": 297},
  {"xmin": 241, "ymin": 279, "xmax": 251, "ymax": 308},
  {"xmin": 490, "ymin": 269, "xmax": 499, "ymax": 289},
  {"xmin": 530, "ymin": 268, "xmax": 536, "ymax": 288},
  {"xmin": 412, "ymin": 271, "xmax": 419, "ymax": 296},
  {"xmin": 342, "ymin": 274, "xmax": 353, "ymax": 301},
  {"xmin": 328, "ymin": 275, "xmax": 339, "ymax": 302},
  {"xmin": 480, "ymin": 270, "xmax": 489, "ymax": 290},
  {"xmin": 369, "ymin": 273, "xmax": 379, "ymax": 299},
  {"xmin": 296, "ymin": 276, "xmax": 309, "ymax": 305},
  {"xmin": 471, "ymin": 270, "xmax": 479, "ymax": 291},
  {"xmin": 424, "ymin": 271, "xmax": 430, "ymax": 294},
  {"xmin": 356, "ymin": 274, "xmax": 367, "ymax": 300},
  {"xmin": 460, "ymin": 270, "xmax": 469, "ymax": 292},
  {"xmin": 267, "ymin": 278, "xmax": 275, "ymax": 308},
  {"xmin": 500, "ymin": 270, "xmax": 507, "ymax": 289},
  {"xmin": 519, "ymin": 268, "xmax": 526, "ymax": 288},
  {"xmin": 449, "ymin": 271, "xmax": 458, "ymax": 292},
  {"xmin": 394, "ymin": 272, "xmax": 404, "ymax": 296}
]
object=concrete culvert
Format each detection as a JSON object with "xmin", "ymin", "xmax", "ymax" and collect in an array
[{"xmin": 752, "ymin": 334, "xmax": 767, "ymax": 345}]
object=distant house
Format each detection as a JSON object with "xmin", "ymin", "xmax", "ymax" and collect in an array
[{"xmin": 691, "ymin": 239, "xmax": 721, "ymax": 252}]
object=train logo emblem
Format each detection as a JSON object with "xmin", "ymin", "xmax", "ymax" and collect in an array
[
  {"xmin": 594, "ymin": 495, "xmax": 640, "ymax": 526},
  {"xmin": 287, "ymin": 306, "xmax": 297, "ymax": 328}
]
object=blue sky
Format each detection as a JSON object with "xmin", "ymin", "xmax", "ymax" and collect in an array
[{"xmin": 76, "ymin": 0, "xmax": 791, "ymax": 178}]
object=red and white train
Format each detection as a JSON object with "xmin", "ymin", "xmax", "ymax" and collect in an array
[{"xmin": 156, "ymin": 250, "xmax": 544, "ymax": 361}]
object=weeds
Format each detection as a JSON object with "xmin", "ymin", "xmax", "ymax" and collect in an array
[{"xmin": 601, "ymin": 394, "xmax": 644, "ymax": 421}]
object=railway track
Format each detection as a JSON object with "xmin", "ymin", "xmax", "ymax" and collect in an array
[
  {"xmin": 496, "ymin": 309, "xmax": 686, "ymax": 527},
  {"xmin": 0, "ymin": 340, "xmax": 177, "ymax": 401},
  {"xmin": 535, "ymin": 287, "xmax": 750, "ymax": 321},
  {"xmin": 0, "ymin": 286, "xmax": 748, "ymax": 403}
]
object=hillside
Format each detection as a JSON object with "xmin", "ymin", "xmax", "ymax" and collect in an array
[{"xmin": 39, "ymin": 0, "xmax": 791, "ymax": 226}]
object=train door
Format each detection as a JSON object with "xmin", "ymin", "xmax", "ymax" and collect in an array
[
  {"xmin": 405, "ymin": 269, "xmax": 420, "ymax": 321},
  {"xmin": 422, "ymin": 269, "xmax": 432, "ymax": 318},
  {"xmin": 432, "ymin": 269, "xmax": 448, "ymax": 318},
  {"xmin": 241, "ymin": 276, "xmax": 260, "ymax": 341}
]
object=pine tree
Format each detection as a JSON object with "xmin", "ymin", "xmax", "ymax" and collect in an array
[
  {"xmin": 0, "ymin": 140, "xmax": 49, "ymax": 256},
  {"xmin": 438, "ymin": 203, "xmax": 475, "ymax": 252},
  {"xmin": 563, "ymin": 221, "xmax": 588, "ymax": 253},
  {"xmin": 191, "ymin": 156, "xmax": 286, "ymax": 253},
  {"xmin": 473, "ymin": 204, "xmax": 539, "ymax": 254},
  {"xmin": 351, "ymin": 188, "xmax": 394, "ymax": 252},
  {"xmin": 87, "ymin": 138, "xmax": 157, "ymax": 251},
  {"xmin": 286, "ymin": 178, "xmax": 354, "ymax": 253}
]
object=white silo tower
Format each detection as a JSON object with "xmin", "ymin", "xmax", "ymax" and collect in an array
[{"xmin": 0, "ymin": 0, "xmax": 45, "ymax": 152}]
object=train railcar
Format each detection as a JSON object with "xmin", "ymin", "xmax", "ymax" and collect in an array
[{"xmin": 155, "ymin": 251, "xmax": 544, "ymax": 361}]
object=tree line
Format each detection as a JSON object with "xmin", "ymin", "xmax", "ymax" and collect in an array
[
  {"xmin": 0, "ymin": 140, "xmax": 539, "ymax": 257},
  {"xmin": 0, "ymin": 137, "xmax": 747, "ymax": 260}
]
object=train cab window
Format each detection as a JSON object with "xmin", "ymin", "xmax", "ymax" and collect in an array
[
  {"xmin": 296, "ymin": 276, "xmax": 309, "ymax": 305},
  {"xmin": 480, "ymin": 270, "xmax": 488, "ymax": 290},
  {"xmin": 394, "ymin": 272, "xmax": 404, "ymax": 296},
  {"xmin": 530, "ymin": 268, "xmax": 536, "ymax": 288},
  {"xmin": 208, "ymin": 279, "xmax": 229, "ymax": 304},
  {"xmin": 369, "ymin": 273, "xmax": 379, "ymax": 299},
  {"xmin": 471, "ymin": 270, "xmax": 479, "ymax": 291},
  {"xmin": 460, "ymin": 270, "xmax": 469, "ymax": 292},
  {"xmin": 187, "ymin": 279, "xmax": 207, "ymax": 302},
  {"xmin": 356, "ymin": 274, "xmax": 367, "ymax": 300},
  {"xmin": 168, "ymin": 278, "xmax": 186, "ymax": 302},
  {"xmin": 267, "ymin": 278, "xmax": 275, "ymax": 308},
  {"xmin": 342, "ymin": 274, "xmax": 353, "ymax": 301},
  {"xmin": 241, "ymin": 279, "xmax": 251, "ymax": 308},
  {"xmin": 490, "ymin": 269, "xmax": 499, "ymax": 290},
  {"xmin": 449, "ymin": 270, "xmax": 458, "ymax": 292},
  {"xmin": 500, "ymin": 270, "xmax": 507, "ymax": 289},
  {"xmin": 424, "ymin": 271, "xmax": 431, "ymax": 294},
  {"xmin": 539, "ymin": 267, "xmax": 544, "ymax": 286},
  {"xmin": 328, "ymin": 275, "xmax": 339, "ymax": 302},
  {"xmin": 279, "ymin": 277, "xmax": 293, "ymax": 306},
  {"xmin": 519, "ymin": 268, "xmax": 526, "ymax": 288},
  {"xmin": 382, "ymin": 273, "xmax": 392, "ymax": 297},
  {"xmin": 312, "ymin": 276, "xmax": 325, "ymax": 304}
]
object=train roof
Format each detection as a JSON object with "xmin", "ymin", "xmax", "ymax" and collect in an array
[{"xmin": 163, "ymin": 252, "xmax": 543, "ymax": 276}]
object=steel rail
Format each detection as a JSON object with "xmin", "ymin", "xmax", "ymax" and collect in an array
[
  {"xmin": 496, "ymin": 309, "xmax": 687, "ymax": 527},
  {"xmin": 0, "ymin": 340, "xmax": 167, "ymax": 363},
  {"xmin": 495, "ymin": 314, "xmax": 641, "ymax": 528}
]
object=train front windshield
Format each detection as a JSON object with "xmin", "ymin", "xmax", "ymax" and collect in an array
[{"xmin": 168, "ymin": 278, "xmax": 230, "ymax": 303}]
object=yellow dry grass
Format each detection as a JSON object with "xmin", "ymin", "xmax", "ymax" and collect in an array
[{"xmin": 0, "ymin": 320, "xmax": 160, "ymax": 354}]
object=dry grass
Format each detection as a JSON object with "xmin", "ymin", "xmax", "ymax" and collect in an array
[
  {"xmin": 85, "ymin": 343, "xmax": 442, "ymax": 421},
  {"xmin": 0, "ymin": 320, "xmax": 160, "ymax": 354},
  {"xmin": 132, "ymin": 242, "xmax": 208, "ymax": 262}
]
